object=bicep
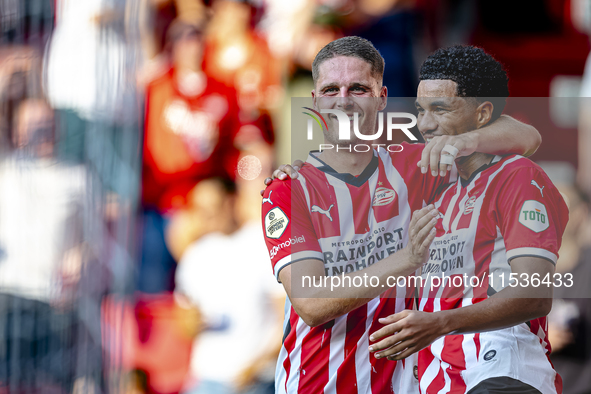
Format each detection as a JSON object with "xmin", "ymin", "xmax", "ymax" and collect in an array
[
  {"xmin": 278, "ymin": 258, "xmax": 326, "ymax": 301},
  {"xmin": 509, "ymin": 256, "xmax": 555, "ymax": 298}
]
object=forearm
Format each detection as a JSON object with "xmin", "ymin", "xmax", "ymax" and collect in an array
[
  {"xmin": 470, "ymin": 115, "xmax": 541, "ymax": 157},
  {"xmin": 293, "ymin": 248, "xmax": 419, "ymax": 326},
  {"xmin": 368, "ymin": 288, "xmax": 552, "ymax": 361},
  {"xmin": 436, "ymin": 287, "xmax": 551, "ymax": 336},
  {"xmin": 283, "ymin": 205, "xmax": 438, "ymax": 327}
]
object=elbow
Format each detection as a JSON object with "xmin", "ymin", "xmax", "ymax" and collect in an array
[
  {"xmin": 300, "ymin": 315, "xmax": 325, "ymax": 328},
  {"xmin": 531, "ymin": 298, "xmax": 553, "ymax": 319},
  {"xmin": 299, "ymin": 309, "xmax": 330, "ymax": 328},
  {"xmin": 540, "ymin": 298, "xmax": 553, "ymax": 317},
  {"xmin": 524, "ymin": 125, "xmax": 542, "ymax": 156},
  {"xmin": 293, "ymin": 303, "xmax": 332, "ymax": 328}
]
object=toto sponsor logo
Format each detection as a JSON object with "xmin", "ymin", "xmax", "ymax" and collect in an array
[{"xmin": 519, "ymin": 200, "xmax": 549, "ymax": 233}]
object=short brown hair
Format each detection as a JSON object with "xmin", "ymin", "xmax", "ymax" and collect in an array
[{"xmin": 312, "ymin": 36, "xmax": 385, "ymax": 85}]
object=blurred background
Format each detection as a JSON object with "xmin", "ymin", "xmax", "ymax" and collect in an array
[{"xmin": 0, "ymin": 0, "xmax": 591, "ymax": 393}]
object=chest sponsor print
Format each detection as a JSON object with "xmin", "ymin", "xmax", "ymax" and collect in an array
[
  {"xmin": 422, "ymin": 235, "xmax": 468, "ymax": 276},
  {"xmin": 322, "ymin": 227, "xmax": 405, "ymax": 276}
]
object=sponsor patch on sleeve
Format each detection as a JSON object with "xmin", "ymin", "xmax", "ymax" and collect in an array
[
  {"xmin": 518, "ymin": 200, "xmax": 549, "ymax": 233},
  {"xmin": 265, "ymin": 207, "xmax": 289, "ymax": 239}
]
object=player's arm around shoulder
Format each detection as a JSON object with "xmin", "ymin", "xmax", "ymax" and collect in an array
[
  {"xmin": 466, "ymin": 114, "xmax": 541, "ymax": 158},
  {"xmin": 416, "ymin": 115, "xmax": 541, "ymax": 178},
  {"xmin": 477, "ymin": 114, "xmax": 541, "ymax": 156}
]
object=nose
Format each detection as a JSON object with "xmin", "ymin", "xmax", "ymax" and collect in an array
[
  {"xmin": 417, "ymin": 110, "xmax": 437, "ymax": 137},
  {"xmin": 336, "ymin": 88, "xmax": 355, "ymax": 110}
]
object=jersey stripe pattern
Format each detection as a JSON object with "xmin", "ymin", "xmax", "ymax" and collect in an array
[
  {"xmin": 416, "ymin": 155, "xmax": 569, "ymax": 394},
  {"xmin": 262, "ymin": 144, "xmax": 451, "ymax": 394}
]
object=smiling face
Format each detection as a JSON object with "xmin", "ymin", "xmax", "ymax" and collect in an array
[
  {"xmin": 415, "ymin": 80, "xmax": 480, "ymax": 143},
  {"xmin": 312, "ymin": 56, "xmax": 387, "ymax": 146}
]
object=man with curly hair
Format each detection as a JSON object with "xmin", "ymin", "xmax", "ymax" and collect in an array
[
  {"xmin": 262, "ymin": 39, "xmax": 547, "ymax": 393},
  {"xmin": 369, "ymin": 45, "xmax": 568, "ymax": 393}
]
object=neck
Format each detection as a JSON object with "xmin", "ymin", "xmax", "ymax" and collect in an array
[
  {"xmin": 316, "ymin": 147, "xmax": 373, "ymax": 175},
  {"xmin": 456, "ymin": 152, "xmax": 495, "ymax": 181}
]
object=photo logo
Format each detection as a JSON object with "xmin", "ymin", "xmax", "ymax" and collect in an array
[
  {"xmin": 303, "ymin": 107, "xmax": 418, "ymax": 141},
  {"xmin": 302, "ymin": 107, "xmax": 328, "ymax": 140},
  {"xmin": 302, "ymin": 107, "xmax": 418, "ymax": 153}
]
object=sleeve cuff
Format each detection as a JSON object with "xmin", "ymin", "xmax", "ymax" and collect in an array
[
  {"xmin": 274, "ymin": 251, "xmax": 325, "ymax": 282},
  {"xmin": 506, "ymin": 247, "xmax": 558, "ymax": 265}
]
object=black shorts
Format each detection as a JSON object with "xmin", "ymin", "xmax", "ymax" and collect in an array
[{"xmin": 468, "ymin": 376, "xmax": 542, "ymax": 394}]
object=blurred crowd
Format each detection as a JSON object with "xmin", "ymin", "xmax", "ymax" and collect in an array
[{"xmin": 1, "ymin": 0, "xmax": 591, "ymax": 393}]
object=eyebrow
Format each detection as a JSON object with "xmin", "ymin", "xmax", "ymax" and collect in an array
[
  {"xmin": 318, "ymin": 82, "xmax": 372, "ymax": 91},
  {"xmin": 318, "ymin": 83, "xmax": 338, "ymax": 91},
  {"xmin": 349, "ymin": 82, "xmax": 370, "ymax": 89},
  {"xmin": 415, "ymin": 99, "xmax": 450, "ymax": 107},
  {"xmin": 430, "ymin": 100, "xmax": 450, "ymax": 107}
]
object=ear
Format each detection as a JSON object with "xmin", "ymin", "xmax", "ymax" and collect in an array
[
  {"xmin": 378, "ymin": 85, "xmax": 388, "ymax": 111},
  {"xmin": 311, "ymin": 89, "xmax": 317, "ymax": 110},
  {"xmin": 476, "ymin": 101, "xmax": 494, "ymax": 128}
]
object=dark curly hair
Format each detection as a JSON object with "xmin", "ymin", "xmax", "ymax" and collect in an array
[
  {"xmin": 419, "ymin": 45, "xmax": 509, "ymax": 121},
  {"xmin": 312, "ymin": 36, "xmax": 385, "ymax": 86}
]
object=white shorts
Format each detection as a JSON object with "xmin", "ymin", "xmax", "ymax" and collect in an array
[{"xmin": 418, "ymin": 324, "xmax": 560, "ymax": 394}]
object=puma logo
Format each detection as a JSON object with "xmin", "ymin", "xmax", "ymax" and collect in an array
[
  {"xmin": 263, "ymin": 190, "xmax": 273, "ymax": 205},
  {"xmin": 311, "ymin": 204, "xmax": 334, "ymax": 222},
  {"xmin": 531, "ymin": 180, "xmax": 544, "ymax": 197}
]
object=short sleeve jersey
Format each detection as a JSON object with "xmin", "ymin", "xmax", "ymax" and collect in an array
[
  {"xmin": 416, "ymin": 155, "xmax": 568, "ymax": 394},
  {"xmin": 261, "ymin": 143, "xmax": 453, "ymax": 394}
]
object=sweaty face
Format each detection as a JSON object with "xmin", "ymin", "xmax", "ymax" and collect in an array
[
  {"xmin": 415, "ymin": 80, "xmax": 479, "ymax": 143},
  {"xmin": 312, "ymin": 56, "xmax": 386, "ymax": 146}
]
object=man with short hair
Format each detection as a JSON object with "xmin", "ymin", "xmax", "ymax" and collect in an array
[
  {"xmin": 262, "ymin": 37, "xmax": 543, "ymax": 393},
  {"xmin": 369, "ymin": 45, "xmax": 568, "ymax": 394}
]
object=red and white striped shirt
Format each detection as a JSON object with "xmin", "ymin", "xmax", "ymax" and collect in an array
[
  {"xmin": 417, "ymin": 155, "xmax": 568, "ymax": 394},
  {"xmin": 262, "ymin": 144, "xmax": 450, "ymax": 394}
]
